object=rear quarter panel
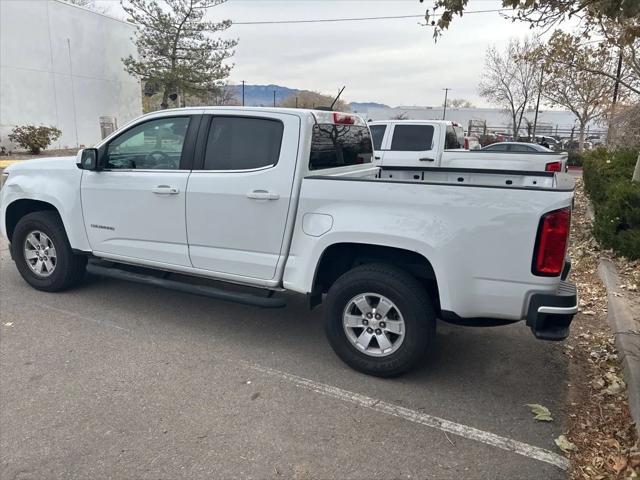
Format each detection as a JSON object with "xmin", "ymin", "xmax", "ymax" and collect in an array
[{"xmin": 283, "ymin": 177, "xmax": 574, "ymax": 320}]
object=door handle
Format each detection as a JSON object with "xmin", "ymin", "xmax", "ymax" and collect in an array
[
  {"xmin": 152, "ymin": 185, "xmax": 180, "ymax": 195},
  {"xmin": 419, "ymin": 157, "xmax": 435, "ymax": 162},
  {"xmin": 246, "ymin": 190, "xmax": 280, "ymax": 200}
]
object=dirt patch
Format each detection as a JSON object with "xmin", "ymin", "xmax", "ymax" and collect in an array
[
  {"xmin": 565, "ymin": 178, "xmax": 639, "ymax": 479},
  {"xmin": 2, "ymin": 148, "xmax": 80, "ymax": 160}
]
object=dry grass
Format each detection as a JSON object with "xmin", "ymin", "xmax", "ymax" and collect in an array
[{"xmin": 566, "ymin": 178, "xmax": 639, "ymax": 479}]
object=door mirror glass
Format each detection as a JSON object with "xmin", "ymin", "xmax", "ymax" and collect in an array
[{"xmin": 77, "ymin": 148, "xmax": 100, "ymax": 170}]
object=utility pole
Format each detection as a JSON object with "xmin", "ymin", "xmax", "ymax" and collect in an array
[
  {"xmin": 273, "ymin": 90, "xmax": 276, "ymax": 107},
  {"xmin": 241, "ymin": 80, "xmax": 245, "ymax": 106},
  {"xmin": 295, "ymin": 96, "xmax": 298, "ymax": 108},
  {"xmin": 532, "ymin": 66, "xmax": 544, "ymax": 141},
  {"xmin": 442, "ymin": 88, "xmax": 450, "ymax": 120}
]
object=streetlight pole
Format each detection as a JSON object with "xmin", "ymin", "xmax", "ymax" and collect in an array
[
  {"xmin": 442, "ymin": 88, "xmax": 450, "ymax": 120},
  {"xmin": 241, "ymin": 80, "xmax": 245, "ymax": 106}
]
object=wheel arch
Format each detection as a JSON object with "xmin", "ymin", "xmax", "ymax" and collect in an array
[
  {"xmin": 5, "ymin": 199, "xmax": 60, "ymax": 242},
  {"xmin": 311, "ymin": 242, "xmax": 440, "ymax": 313}
]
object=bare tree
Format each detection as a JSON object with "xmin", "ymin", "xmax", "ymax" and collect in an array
[
  {"xmin": 608, "ymin": 103, "xmax": 640, "ymax": 149},
  {"xmin": 444, "ymin": 98, "xmax": 475, "ymax": 108},
  {"xmin": 391, "ymin": 112, "xmax": 409, "ymax": 120},
  {"xmin": 122, "ymin": 0, "xmax": 237, "ymax": 109},
  {"xmin": 540, "ymin": 34, "xmax": 617, "ymax": 151},
  {"xmin": 543, "ymin": 29, "xmax": 640, "ymax": 97},
  {"xmin": 205, "ymin": 84, "xmax": 240, "ymax": 106},
  {"xmin": 279, "ymin": 91, "xmax": 349, "ymax": 111},
  {"xmin": 479, "ymin": 38, "xmax": 540, "ymax": 138}
]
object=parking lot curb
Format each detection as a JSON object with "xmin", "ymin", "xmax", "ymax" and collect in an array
[{"xmin": 598, "ymin": 258, "xmax": 640, "ymax": 437}]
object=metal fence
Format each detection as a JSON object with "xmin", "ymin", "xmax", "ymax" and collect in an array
[{"xmin": 466, "ymin": 119, "xmax": 607, "ymax": 141}]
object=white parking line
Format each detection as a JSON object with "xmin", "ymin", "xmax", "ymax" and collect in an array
[{"xmin": 244, "ymin": 362, "xmax": 570, "ymax": 471}]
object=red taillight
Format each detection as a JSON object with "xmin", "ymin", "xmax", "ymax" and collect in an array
[
  {"xmin": 545, "ymin": 161, "xmax": 562, "ymax": 172},
  {"xmin": 333, "ymin": 112, "xmax": 355, "ymax": 125},
  {"xmin": 532, "ymin": 208, "xmax": 571, "ymax": 276}
]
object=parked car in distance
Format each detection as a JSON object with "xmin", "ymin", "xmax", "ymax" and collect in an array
[
  {"xmin": 369, "ymin": 120, "xmax": 569, "ymax": 172},
  {"xmin": 482, "ymin": 141, "xmax": 552, "ymax": 152},
  {"xmin": 1, "ymin": 108, "xmax": 577, "ymax": 377},
  {"xmin": 533, "ymin": 136, "xmax": 562, "ymax": 151}
]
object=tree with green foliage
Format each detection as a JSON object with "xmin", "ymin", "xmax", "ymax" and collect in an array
[
  {"xmin": 122, "ymin": 0, "xmax": 237, "ymax": 109},
  {"xmin": 428, "ymin": 0, "xmax": 639, "ymax": 43},
  {"xmin": 8, "ymin": 125, "xmax": 62, "ymax": 154}
]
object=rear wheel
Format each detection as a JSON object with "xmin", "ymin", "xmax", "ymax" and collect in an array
[
  {"xmin": 11, "ymin": 211, "xmax": 86, "ymax": 292},
  {"xmin": 324, "ymin": 263, "xmax": 436, "ymax": 377}
]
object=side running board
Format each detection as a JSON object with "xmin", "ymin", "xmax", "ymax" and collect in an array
[{"xmin": 86, "ymin": 263, "xmax": 287, "ymax": 309}]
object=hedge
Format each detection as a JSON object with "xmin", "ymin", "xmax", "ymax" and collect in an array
[
  {"xmin": 583, "ymin": 147, "xmax": 640, "ymax": 259},
  {"xmin": 567, "ymin": 151, "xmax": 583, "ymax": 167}
]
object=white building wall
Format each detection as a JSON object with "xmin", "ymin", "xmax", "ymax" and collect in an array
[{"xmin": 0, "ymin": 0, "xmax": 142, "ymax": 150}]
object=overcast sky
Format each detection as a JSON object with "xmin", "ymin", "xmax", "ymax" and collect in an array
[{"xmin": 101, "ymin": 0, "xmax": 543, "ymax": 107}]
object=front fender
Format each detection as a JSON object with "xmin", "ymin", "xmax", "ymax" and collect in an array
[{"xmin": 0, "ymin": 163, "xmax": 90, "ymax": 251}]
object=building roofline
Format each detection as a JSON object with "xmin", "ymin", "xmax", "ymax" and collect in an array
[{"xmin": 51, "ymin": 0, "xmax": 133, "ymax": 26}]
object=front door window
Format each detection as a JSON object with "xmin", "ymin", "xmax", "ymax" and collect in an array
[{"xmin": 105, "ymin": 117, "xmax": 190, "ymax": 170}]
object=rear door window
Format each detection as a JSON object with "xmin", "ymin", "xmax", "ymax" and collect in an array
[
  {"xmin": 369, "ymin": 125, "xmax": 387, "ymax": 150},
  {"xmin": 390, "ymin": 125, "xmax": 434, "ymax": 151},
  {"xmin": 309, "ymin": 124, "xmax": 373, "ymax": 171},
  {"xmin": 203, "ymin": 116, "xmax": 283, "ymax": 170},
  {"xmin": 445, "ymin": 126, "xmax": 462, "ymax": 149}
]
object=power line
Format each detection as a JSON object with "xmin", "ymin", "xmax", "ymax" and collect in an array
[{"xmin": 232, "ymin": 9, "xmax": 511, "ymax": 25}]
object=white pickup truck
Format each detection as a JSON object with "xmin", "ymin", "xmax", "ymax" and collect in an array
[
  {"xmin": 369, "ymin": 120, "xmax": 568, "ymax": 172},
  {"xmin": 0, "ymin": 108, "xmax": 578, "ymax": 377}
]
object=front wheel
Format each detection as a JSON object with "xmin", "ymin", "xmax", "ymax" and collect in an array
[
  {"xmin": 11, "ymin": 211, "xmax": 87, "ymax": 292},
  {"xmin": 324, "ymin": 263, "xmax": 436, "ymax": 377}
]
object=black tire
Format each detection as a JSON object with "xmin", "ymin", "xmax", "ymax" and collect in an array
[
  {"xmin": 10, "ymin": 211, "xmax": 87, "ymax": 292},
  {"xmin": 324, "ymin": 263, "xmax": 436, "ymax": 377}
]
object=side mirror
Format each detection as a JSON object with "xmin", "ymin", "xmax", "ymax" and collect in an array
[{"xmin": 76, "ymin": 148, "xmax": 101, "ymax": 170}]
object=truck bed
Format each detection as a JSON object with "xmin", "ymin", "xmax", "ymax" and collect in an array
[
  {"xmin": 376, "ymin": 166, "xmax": 574, "ymax": 191},
  {"xmin": 289, "ymin": 164, "xmax": 575, "ymax": 321}
]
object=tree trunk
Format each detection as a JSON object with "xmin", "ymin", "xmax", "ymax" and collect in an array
[
  {"xmin": 161, "ymin": 88, "xmax": 169, "ymax": 110},
  {"xmin": 633, "ymin": 152, "xmax": 640, "ymax": 183},
  {"xmin": 578, "ymin": 123, "xmax": 586, "ymax": 152}
]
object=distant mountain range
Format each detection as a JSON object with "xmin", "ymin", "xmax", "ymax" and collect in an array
[{"xmin": 228, "ymin": 84, "xmax": 389, "ymax": 111}]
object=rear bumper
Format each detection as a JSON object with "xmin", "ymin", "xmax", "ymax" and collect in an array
[{"xmin": 526, "ymin": 280, "xmax": 578, "ymax": 341}]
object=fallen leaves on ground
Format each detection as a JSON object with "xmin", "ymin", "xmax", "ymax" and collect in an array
[
  {"xmin": 556, "ymin": 434, "xmax": 578, "ymax": 453},
  {"xmin": 526, "ymin": 403, "xmax": 554, "ymax": 422},
  {"xmin": 565, "ymin": 179, "xmax": 639, "ymax": 479}
]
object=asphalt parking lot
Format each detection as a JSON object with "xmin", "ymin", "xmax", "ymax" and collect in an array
[{"xmin": 0, "ymin": 237, "xmax": 571, "ymax": 480}]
